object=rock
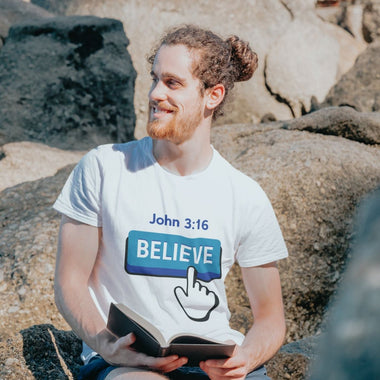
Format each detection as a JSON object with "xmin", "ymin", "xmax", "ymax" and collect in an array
[
  {"xmin": 0, "ymin": 15, "xmax": 137, "ymax": 150},
  {"xmin": 309, "ymin": 187, "xmax": 380, "ymax": 379},
  {"xmin": 363, "ymin": 0, "xmax": 380, "ymax": 42},
  {"xmin": 265, "ymin": 17, "xmax": 340, "ymax": 117},
  {"xmin": 31, "ymin": 0, "xmax": 363, "ymax": 138},
  {"xmin": 0, "ymin": 325, "xmax": 82, "ymax": 379},
  {"xmin": 340, "ymin": 3, "xmax": 366, "ymax": 43},
  {"xmin": 279, "ymin": 335, "xmax": 321, "ymax": 360},
  {"xmin": 267, "ymin": 353, "xmax": 309, "ymax": 380},
  {"xmin": 4, "ymin": 357, "xmax": 19, "ymax": 366},
  {"xmin": 280, "ymin": 0, "xmax": 316, "ymax": 17},
  {"xmin": 0, "ymin": 141, "xmax": 85, "ymax": 191},
  {"xmin": 267, "ymin": 331, "xmax": 320, "ymax": 379},
  {"xmin": 216, "ymin": 123, "xmax": 380, "ymax": 341},
  {"xmin": 0, "ymin": 165, "xmax": 74, "ymax": 338},
  {"xmin": 322, "ymin": 42, "xmax": 380, "ymax": 112},
  {"xmin": 316, "ymin": 1, "xmax": 345, "ymax": 23},
  {"xmin": 320, "ymin": 21, "xmax": 367, "ymax": 78},
  {"xmin": 31, "ymin": 0, "xmax": 70, "ymax": 16},
  {"xmin": 282, "ymin": 106, "xmax": 380, "ymax": 145},
  {"xmin": 0, "ymin": 0, "xmax": 53, "ymax": 40}
]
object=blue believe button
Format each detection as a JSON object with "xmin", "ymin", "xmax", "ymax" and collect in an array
[{"xmin": 125, "ymin": 230, "xmax": 222, "ymax": 282}]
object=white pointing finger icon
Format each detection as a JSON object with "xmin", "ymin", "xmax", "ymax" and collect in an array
[{"xmin": 174, "ymin": 266, "xmax": 219, "ymax": 322}]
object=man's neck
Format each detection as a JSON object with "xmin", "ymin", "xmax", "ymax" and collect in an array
[{"xmin": 152, "ymin": 125, "xmax": 213, "ymax": 176}]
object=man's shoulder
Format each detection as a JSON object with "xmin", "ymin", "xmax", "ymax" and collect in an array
[{"xmin": 85, "ymin": 137, "xmax": 151, "ymax": 161}]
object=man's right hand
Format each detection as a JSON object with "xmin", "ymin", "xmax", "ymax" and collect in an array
[{"xmin": 96, "ymin": 329, "xmax": 188, "ymax": 373}]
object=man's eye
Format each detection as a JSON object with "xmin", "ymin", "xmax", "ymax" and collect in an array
[{"xmin": 167, "ymin": 79, "xmax": 180, "ymax": 88}]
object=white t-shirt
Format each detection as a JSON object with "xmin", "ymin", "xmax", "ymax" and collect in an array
[{"xmin": 53, "ymin": 137, "xmax": 288, "ymax": 363}]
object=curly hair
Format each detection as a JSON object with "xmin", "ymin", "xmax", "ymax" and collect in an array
[{"xmin": 148, "ymin": 25, "xmax": 258, "ymax": 120}]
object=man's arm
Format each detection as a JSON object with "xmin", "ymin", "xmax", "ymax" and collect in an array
[
  {"xmin": 54, "ymin": 215, "xmax": 187, "ymax": 371},
  {"xmin": 200, "ymin": 262, "xmax": 285, "ymax": 379}
]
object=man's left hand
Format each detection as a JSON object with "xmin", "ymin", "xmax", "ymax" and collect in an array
[{"xmin": 199, "ymin": 345, "xmax": 253, "ymax": 379}]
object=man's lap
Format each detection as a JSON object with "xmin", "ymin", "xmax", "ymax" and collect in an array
[{"xmin": 78, "ymin": 355, "xmax": 270, "ymax": 380}]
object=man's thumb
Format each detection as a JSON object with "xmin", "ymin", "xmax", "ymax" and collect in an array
[{"xmin": 118, "ymin": 332, "xmax": 136, "ymax": 348}]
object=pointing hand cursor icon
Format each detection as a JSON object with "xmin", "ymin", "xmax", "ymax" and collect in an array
[{"xmin": 174, "ymin": 266, "xmax": 219, "ymax": 322}]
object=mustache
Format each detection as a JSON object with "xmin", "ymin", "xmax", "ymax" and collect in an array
[{"xmin": 149, "ymin": 101, "xmax": 178, "ymax": 112}]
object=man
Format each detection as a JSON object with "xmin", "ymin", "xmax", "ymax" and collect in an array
[{"xmin": 53, "ymin": 25, "xmax": 288, "ymax": 380}]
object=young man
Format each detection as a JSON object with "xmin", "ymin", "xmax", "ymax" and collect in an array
[{"xmin": 53, "ymin": 25, "xmax": 288, "ymax": 380}]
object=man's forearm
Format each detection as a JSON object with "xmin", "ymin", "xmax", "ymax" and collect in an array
[
  {"xmin": 240, "ymin": 263, "xmax": 286, "ymax": 372},
  {"xmin": 54, "ymin": 278, "xmax": 110, "ymax": 354},
  {"xmin": 241, "ymin": 311, "xmax": 286, "ymax": 371}
]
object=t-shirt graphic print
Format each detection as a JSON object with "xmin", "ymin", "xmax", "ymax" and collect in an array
[{"xmin": 125, "ymin": 229, "xmax": 222, "ymax": 321}]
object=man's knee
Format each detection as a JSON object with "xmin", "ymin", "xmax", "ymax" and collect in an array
[{"xmin": 105, "ymin": 367, "xmax": 169, "ymax": 379}]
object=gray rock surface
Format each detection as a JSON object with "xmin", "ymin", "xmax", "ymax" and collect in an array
[
  {"xmin": 282, "ymin": 106, "xmax": 380, "ymax": 145},
  {"xmin": 0, "ymin": 141, "xmax": 85, "ymax": 191},
  {"xmin": 0, "ymin": 0, "xmax": 53, "ymax": 41},
  {"xmin": 216, "ymin": 123, "xmax": 380, "ymax": 341},
  {"xmin": 0, "ymin": 15, "xmax": 136, "ymax": 150},
  {"xmin": 322, "ymin": 41, "xmax": 380, "ymax": 112},
  {"xmin": 0, "ymin": 165, "xmax": 78, "ymax": 379},
  {"xmin": 265, "ymin": 17, "xmax": 340, "ymax": 117},
  {"xmin": 309, "ymin": 187, "xmax": 380, "ymax": 379},
  {"xmin": 363, "ymin": 0, "xmax": 380, "ymax": 42}
]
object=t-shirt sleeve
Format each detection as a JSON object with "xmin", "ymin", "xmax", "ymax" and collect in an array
[
  {"xmin": 236, "ymin": 182, "xmax": 288, "ymax": 267},
  {"xmin": 53, "ymin": 149, "xmax": 102, "ymax": 227}
]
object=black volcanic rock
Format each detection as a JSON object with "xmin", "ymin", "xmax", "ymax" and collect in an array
[{"xmin": 0, "ymin": 16, "xmax": 137, "ymax": 150}]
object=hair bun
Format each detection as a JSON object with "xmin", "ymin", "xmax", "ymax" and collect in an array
[{"xmin": 227, "ymin": 36, "xmax": 258, "ymax": 82}]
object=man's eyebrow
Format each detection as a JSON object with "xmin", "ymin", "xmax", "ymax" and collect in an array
[{"xmin": 150, "ymin": 70, "xmax": 187, "ymax": 84}]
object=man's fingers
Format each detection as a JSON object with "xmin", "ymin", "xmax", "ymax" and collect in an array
[
  {"xmin": 157, "ymin": 356, "xmax": 188, "ymax": 373},
  {"xmin": 142, "ymin": 354, "xmax": 182, "ymax": 369}
]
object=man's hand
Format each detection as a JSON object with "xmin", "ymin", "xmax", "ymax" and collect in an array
[
  {"xmin": 199, "ymin": 345, "xmax": 251, "ymax": 379},
  {"xmin": 200, "ymin": 262, "xmax": 286, "ymax": 379},
  {"xmin": 97, "ymin": 329, "xmax": 188, "ymax": 373}
]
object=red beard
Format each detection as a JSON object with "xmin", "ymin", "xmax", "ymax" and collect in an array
[{"xmin": 146, "ymin": 102, "xmax": 203, "ymax": 145}]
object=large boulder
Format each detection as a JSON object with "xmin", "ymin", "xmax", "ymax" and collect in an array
[
  {"xmin": 322, "ymin": 42, "xmax": 380, "ymax": 112},
  {"xmin": 30, "ymin": 0, "xmax": 365, "ymax": 137},
  {"xmin": 0, "ymin": 165, "xmax": 80, "ymax": 379},
  {"xmin": 216, "ymin": 122, "xmax": 380, "ymax": 341},
  {"xmin": 265, "ymin": 17, "xmax": 340, "ymax": 117},
  {"xmin": 0, "ymin": 16, "xmax": 137, "ymax": 150},
  {"xmin": 283, "ymin": 106, "xmax": 380, "ymax": 145},
  {"xmin": 0, "ymin": 165, "xmax": 73, "ymax": 340},
  {"xmin": 363, "ymin": 0, "xmax": 380, "ymax": 42},
  {"xmin": 0, "ymin": 141, "xmax": 85, "ymax": 191},
  {"xmin": 309, "ymin": 187, "xmax": 380, "ymax": 379},
  {"xmin": 0, "ymin": 0, "xmax": 53, "ymax": 43}
]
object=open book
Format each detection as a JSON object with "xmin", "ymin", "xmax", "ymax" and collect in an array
[{"xmin": 106, "ymin": 302, "xmax": 237, "ymax": 365}]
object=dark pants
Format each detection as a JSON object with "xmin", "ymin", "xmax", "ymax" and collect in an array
[{"xmin": 78, "ymin": 355, "xmax": 270, "ymax": 380}]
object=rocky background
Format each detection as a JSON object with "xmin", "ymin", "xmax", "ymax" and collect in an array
[{"xmin": 0, "ymin": 0, "xmax": 380, "ymax": 379}]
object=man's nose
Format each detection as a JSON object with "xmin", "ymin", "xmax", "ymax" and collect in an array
[{"xmin": 149, "ymin": 80, "xmax": 167, "ymax": 102}]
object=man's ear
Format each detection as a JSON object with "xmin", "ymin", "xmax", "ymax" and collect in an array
[{"xmin": 205, "ymin": 84, "xmax": 225, "ymax": 111}]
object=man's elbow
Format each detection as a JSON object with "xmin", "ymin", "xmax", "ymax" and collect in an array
[{"xmin": 53, "ymin": 272, "xmax": 85, "ymax": 314}]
